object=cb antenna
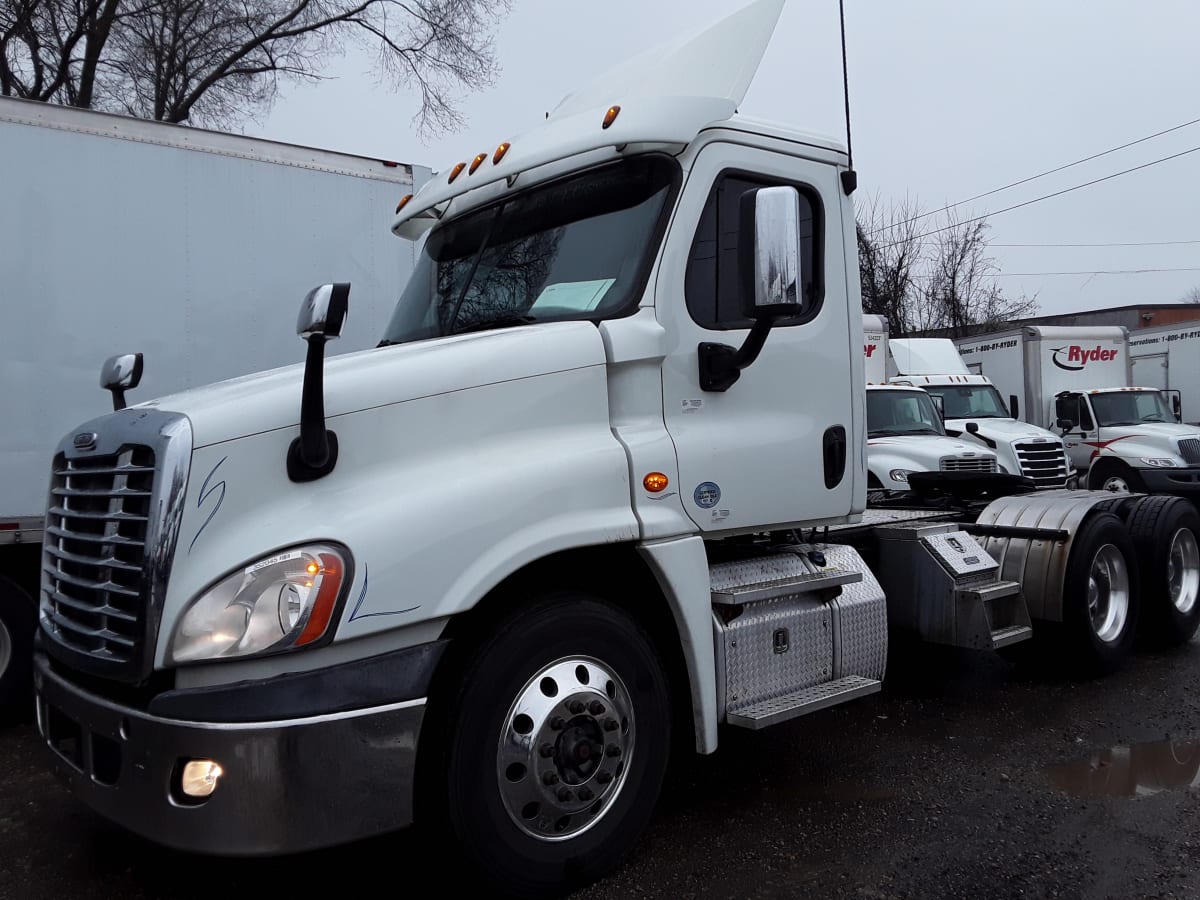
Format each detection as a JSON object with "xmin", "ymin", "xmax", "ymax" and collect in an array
[{"xmin": 838, "ymin": 0, "xmax": 857, "ymax": 194}]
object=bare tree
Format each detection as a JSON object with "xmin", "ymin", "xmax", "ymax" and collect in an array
[
  {"xmin": 1181, "ymin": 285, "xmax": 1200, "ymax": 305},
  {"xmin": 1, "ymin": 0, "xmax": 509, "ymax": 133},
  {"xmin": 857, "ymin": 197, "xmax": 1038, "ymax": 336}
]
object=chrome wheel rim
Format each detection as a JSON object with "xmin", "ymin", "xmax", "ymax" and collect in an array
[
  {"xmin": 1088, "ymin": 543, "xmax": 1131, "ymax": 643},
  {"xmin": 497, "ymin": 656, "xmax": 635, "ymax": 842},
  {"xmin": 0, "ymin": 616, "xmax": 10, "ymax": 682},
  {"xmin": 1102, "ymin": 475, "xmax": 1131, "ymax": 493},
  {"xmin": 1167, "ymin": 527, "xmax": 1200, "ymax": 615}
]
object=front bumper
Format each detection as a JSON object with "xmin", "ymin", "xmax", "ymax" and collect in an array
[
  {"xmin": 34, "ymin": 652, "xmax": 429, "ymax": 856},
  {"xmin": 1141, "ymin": 466, "xmax": 1200, "ymax": 495}
]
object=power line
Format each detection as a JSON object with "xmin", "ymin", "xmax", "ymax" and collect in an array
[
  {"xmin": 879, "ymin": 144, "xmax": 1200, "ymax": 249},
  {"xmin": 993, "ymin": 268, "xmax": 1200, "ymax": 277},
  {"xmin": 993, "ymin": 239, "xmax": 1200, "ymax": 248},
  {"xmin": 876, "ymin": 114, "xmax": 1200, "ymax": 232}
]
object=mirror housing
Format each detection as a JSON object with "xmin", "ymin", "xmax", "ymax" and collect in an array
[
  {"xmin": 287, "ymin": 284, "xmax": 350, "ymax": 482},
  {"xmin": 1008, "ymin": 394, "xmax": 1020, "ymax": 420},
  {"xmin": 100, "ymin": 353, "xmax": 144, "ymax": 411},
  {"xmin": 965, "ymin": 421, "xmax": 980, "ymax": 435},
  {"xmin": 1056, "ymin": 418, "xmax": 1074, "ymax": 432},
  {"xmin": 699, "ymin": 187, "xmax": 804, "ymax": 392}
]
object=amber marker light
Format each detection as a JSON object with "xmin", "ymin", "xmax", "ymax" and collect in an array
[
  {"xmin": 394, "ymin": 194, "xmax": 412, "ymax": 214},
  {"xmin": 469, "ymin": 153, "xmax": 488, "ymax": 175},
  {"xmin": 602, "ymin": 105, "xmax": 621, "ymax": 129},
  {"xmin": 493, "ymin": 142, "xmax": 511, "ymax": 164},
  {"xmin": 448, "ymin": 162, "xmax": 467, "ymax": 183},
  {"xmin": 643, "ymin": 472, "xmax": 669, "ymax": 493}
]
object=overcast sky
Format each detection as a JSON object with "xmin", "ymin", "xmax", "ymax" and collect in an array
[{"xmin": 255, "ymin": 0, "xmax": 1200, "ymax": 317}]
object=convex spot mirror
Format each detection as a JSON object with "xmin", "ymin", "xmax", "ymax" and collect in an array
[
  {"xmin": 100, "ymin": 353, "xmax": 143, "ymax": 391},
  {"xmin": 739, "ymin": 185, "xmax": 805, "ymax": 320},
  {"xmin": 297, "ymin": 283, "xmax": 350, "ymax": 340}
]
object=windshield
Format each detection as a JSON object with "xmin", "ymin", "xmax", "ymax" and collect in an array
[
  {"xmin": 380, "ymin": 156, "xmax": 677, "ymax": 345},
  {"xmin": 1090, "ymin": 391, "xmax": 1175, "ymax": 427},
  {"xmin": 923, "ymin": 384, "xmax": 1010, "ymax": 419},
  {"xmin": 867, "ymin": 391, "xmax": 946, "ymax": 438}
]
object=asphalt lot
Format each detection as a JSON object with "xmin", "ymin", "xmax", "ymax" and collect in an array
[{"xmin": 2, "ymin": 639, "xmax": 1198, "ymax": 900}]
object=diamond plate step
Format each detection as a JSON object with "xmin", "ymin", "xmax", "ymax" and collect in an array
[
  {"xmin": 727, "ymin": 675, "xmax": 881, "ymax": 730},
  {"xmin": 710, "ymin": 552, "xmax": 863, "ymax": 606},
  {"xmin": 958, "ymin": 580, "xmax": 1022, "ymax": 604},
  {"xmin": 989, "ymin": 624, "xmax": 1033, "ymax": 648}
]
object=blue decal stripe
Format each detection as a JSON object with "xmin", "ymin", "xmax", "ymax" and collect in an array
[{"xmin": 347, "ymin": 565, "xmax": 420, "ymax": 621}]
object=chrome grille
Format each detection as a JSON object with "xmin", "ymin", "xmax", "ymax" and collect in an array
[
  {"xmin": 1014, "ymin": 441, "xmax": 1070, "ymax": 487},
  {"xmin": 940, "ymin": 457, "xmax": 998, "ymax": 473},
  {"xmin": 1179, "ymin": 439, "xmax": 1200, "ymax": 465},
  {"xmin": 43, "ymin": 448, "xmax": 155, "ymax": 664}
]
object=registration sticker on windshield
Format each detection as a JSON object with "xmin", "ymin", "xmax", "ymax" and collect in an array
[{"xmin": 530, "ymin": 279, "xmax": 615, "ymax": 312}]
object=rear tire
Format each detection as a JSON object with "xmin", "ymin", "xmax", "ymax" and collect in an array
[
  {"xmin": 425, "ymin": 593, "xmax": 671, "ymax": 897},
  {"xmin": 1058, "ymin": 512, "xmax": 1140, "ymax": 676},
  {"xmin": 1088, "ymin": 459, "xmax": 1146, "ymax": 494},
  {"xmin": 0, "ymin": 575, "xmax": 36, "ymax": 722},
  {"xmin": 1124, "ymin": 496, "xmax": 1200, "ymax": 646}
]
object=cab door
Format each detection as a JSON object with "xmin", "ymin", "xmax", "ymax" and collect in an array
[
  {"xmin": 656, "ymin": 141, "xmax": 856, "ymax": 533},
  {"xmin": 1055, "ymin": 392, "xmax": 1099, "ymax": 472}
]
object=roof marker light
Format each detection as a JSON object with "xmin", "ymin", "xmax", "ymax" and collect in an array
[
  {"xmin": 469, "ymin": 153, "xmax": 488, "ymax": 175},
  {"xmin": 448, "ymin": 162, "xmax": 467, "ymax": 183},
  {"xmin": 493, "ymin": 142, "xmax": 511, "ymax": 165},
  {"xmin": 602, "ymin": 105, "xmax": 621, "ymax": 129},
  {"xmin": 395, "ymin": 194, "xmax": 413, "ymax": 214}
]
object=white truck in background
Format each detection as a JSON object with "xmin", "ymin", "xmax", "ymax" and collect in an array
[
  {"xmin": 1129, "ymin": 320, "xmax": 1200, "ymax": 425},
  {"xmin": 28, "ymin": 3, "xmax": 1200, "ymax": 895},
  {"xmin": 0, "ymin": 95, "xmax": 428, "ymax": 712},
  {"xmin": 956, "ymin": 326, "xmax": 1200, "ymax": 494},
  {"xmin": 863, "ymin": 313, "xmax": 888, "ymax": 383},
  {"xmin": 887, "ymin": 338, "xmax": 1075, "ymax": 489}
]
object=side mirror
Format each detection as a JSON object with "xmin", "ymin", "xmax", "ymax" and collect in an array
[
  {"xmin": 100, "ymin": 352, "xmax": 144, "ymax": 411},
  {"xmin": 698, "ymin": 187, "xmax": 804, "ymax": 392},
  {"xmin": 288, "ymin": 283, "xmax": 350, "ymax": 482},
  {"xmin": 1170, "ymin": 392, "xmax": 1183, "ymax": 422},
  {"xmin": 965, "ymin": 422, "xmax": 980, "ymax": 435},
  {"xmin": 930, "ymin": 394, "xmax": 945, "ymax": 418},
  {"xmin": 738, "ymin": 186, "xmax": 804, "ymax": 320},
  {"xmin": 1056, "ymin": 418, "xmax": 1074, "ymax": 432},
  {"xmin": 1009, "ymin": 394, "xmax": 1020, "ymax": 420}
]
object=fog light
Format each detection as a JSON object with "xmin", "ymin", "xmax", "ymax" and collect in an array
[{"xmin": 181, "ymin": 759, "xmax": 224, "ymax": 798}]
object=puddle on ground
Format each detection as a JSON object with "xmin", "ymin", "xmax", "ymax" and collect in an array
[{"xmin": 1046, "ymin": 740, "xmax": 1200, "ymax": 797}]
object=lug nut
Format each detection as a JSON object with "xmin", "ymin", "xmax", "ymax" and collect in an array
[
  {"xmin": 539, "ymin": 743, "xmax": 555, "ymax": 758},
  {"xmin": 577, "ymin": 787, "xmax": 594, "ymax": 802},
  {"xmin": 603, "ymin": 718, "xmax": 618, "ymax": 731},
  {"xmin": 597, "ymin": 771, "xmax": 613, "ymax": 785},
  {"xmin": 557, "ymin": 787, "xmax": 573, "ymax": 802},
  {"xmin": 550, "ymin": 716, "xmax": 565, "ymax": 731},
  {"xmin": 542, "ymin": 771, "xmax": 560, "ymax": 785},
  {"xmin": 606, "ymin": 744, "xmax": 621, "ymax": 758},
  {"xmin": 588, "ymin": 701, "xmax": 605, "ymax": 715},
  {"xmin": 569, "ymin": 700, "xmax": 585, "ymax": 715}
]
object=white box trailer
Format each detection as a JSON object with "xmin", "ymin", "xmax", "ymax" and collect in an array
[
  {"xmin": 0, "ymin": 95, "xmax": 428, "ymax": 708},
  {"xmin": 956, "ymin": 326, "xmax": 1200, "ymax": 493},
  {"xmin": 1129, "ymin": 321, "xmax": 1200, "ymax": 425},
  {"xmin": 863, "ymin": 313, "xmax": 888, "ymax": 384}
]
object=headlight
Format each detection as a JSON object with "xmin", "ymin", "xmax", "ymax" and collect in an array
[
  {"xmin": 889, "ymin": 469, "xmax": 915, "ymax": 483},
  {"xmin": 1140, "ymin": 458, "xmax": 1178, "ymax": 468},
  {"xmin": 169, "ymin": 543, "xmax": 350, "ymax": 664}
]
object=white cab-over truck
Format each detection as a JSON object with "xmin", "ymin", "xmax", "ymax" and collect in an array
[
  {"xmin": 31, "ymin": 3, "xmax": 1200, "ymax": 895},
  {"xmin": 887, "ymin": 338, "xmax": 1075, "ymax": 489},
  {"xmin": 0, "ymin": 96, "xmax": 427, "ymax": 714},
  {"xmin": 1129, "ymin": 320, "xmax": 1200, "ymax": 425},
  {"xmin": 957, "ymin": 326, "xmax": 1200, "ymax": 494}
]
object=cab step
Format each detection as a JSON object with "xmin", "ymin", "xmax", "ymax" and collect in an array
[
  {"xmin": 727, "ymin": 675, "xmax": 881, "ymax": 729},
  {"xmin": 989, "ymin": 624, "xmax": 1033, "ymax": 648}
]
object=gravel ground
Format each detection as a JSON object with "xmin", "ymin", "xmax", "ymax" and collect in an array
[{"xmin": 1, "ymin": 639, "xmax": 1198, "ymax": 900}]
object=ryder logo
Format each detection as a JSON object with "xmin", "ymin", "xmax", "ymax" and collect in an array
[
  {"xmin": 864, "ymin": 343, "xmax": 877, "ymax": 358},
  {"xmin": 1051, "ymin": 345, "xmax": 1119, "ymax": 371}
]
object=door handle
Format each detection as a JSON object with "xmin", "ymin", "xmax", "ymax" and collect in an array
[{"xmin": 822, "ymin": 426, "xmax": 847, "ymax": 489}]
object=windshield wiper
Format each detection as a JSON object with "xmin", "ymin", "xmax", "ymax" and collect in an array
[{"xmin": 451, "ymin": 313, "xmax": 538, "ymax": 335}]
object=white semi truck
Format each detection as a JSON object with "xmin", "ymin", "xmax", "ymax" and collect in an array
[
  {"xmin": 957, "ymin": 326, "xmax": 1200, "ymax": 494},
  {"xmin": 29, "ymin": 2, "xmax": 1200, "ymax": 896},
  {"xmin": 887, "ymin": 338, "xmax": 1075, "ymax": 489},
  {"xmin": 1129, "ymin": 320, "xmax": 1200, "ymax": 425},
  {"xmin": 0, "ymin": 95, "xmax": 428, "ymax": 713}
]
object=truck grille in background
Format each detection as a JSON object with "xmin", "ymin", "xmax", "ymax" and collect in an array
[
  {"xmin": 1015, "ymin": 442, "xmax": 1071, "ymax": 488},
  {"xmin": 43, "ymin": 449, "xmax": 155, "ymax": 666},
  {"xmin": 1179, "ymin": 439, "xmax": 1200, "ymax": 465},
  {"xmin": 939, "ymin": 457, "xmax": 998, "ymax": 473}
]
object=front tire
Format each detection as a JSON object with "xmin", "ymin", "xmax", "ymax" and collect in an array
[
  {"xmin": 1088, "ymin": 459, "xmax": 1146, "ymax": 494},
  {"xmin": 429, "ymin": 593, "xmax": 671, "ymax": 897},
  {"xmin": 1124, "ymin": 496, "xmax": 1200, "ymax": 646}
]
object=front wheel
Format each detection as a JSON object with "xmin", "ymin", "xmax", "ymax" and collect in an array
[
  {"xmin": 427, "ymin": 594, "xmax": 671, "ymax": 897},
  {"xmin": 1088, "ymin": 459, "xmax": 1146, "ymax": 494}
]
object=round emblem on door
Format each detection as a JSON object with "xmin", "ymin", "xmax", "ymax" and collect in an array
[{"xmin": 693, "ymin": 482, "xmax": 721, "ymax": 509}]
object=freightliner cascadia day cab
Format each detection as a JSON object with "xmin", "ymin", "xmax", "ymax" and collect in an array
[
  {"xmin": 957, "ymin": 326, "xmax": 1200, "ymax": 494},
  {"xmin": 0, "ymin": 95, "xmax": 427, "ymax": 716},
  {"xmin": 1128, "ymin": 320, "xmax": 1200, "ymax": 425},
  {"xmin": 31, "ymin": 2, "xmax": 1200, "ymax": 895},
  {"xmin": 887, "ymin": 338, "xmax": 1075, "ymax": 489}
]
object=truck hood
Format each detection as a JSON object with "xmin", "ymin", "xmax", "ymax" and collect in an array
[
  {"xmin": 944, "ymin": 417, "xmax": 1062, "ymax": 444},
  {"xmin": 1088, "ymin": 423, "xmax": 1200, "ymax": 464},
  {"xmin": 867, "ymin": 435, "xmax": 995, "ymax": 464},
  {"xmin": 135, "ymin": 321, "xmax": 609, "ymax": 448}
]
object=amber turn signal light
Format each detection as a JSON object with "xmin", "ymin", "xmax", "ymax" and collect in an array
[
  {"xmin": 493, "ymin": 142, "xmax": 511, "ymax": 165},
  {"xmin": 643, "ymin": 472, "xmax": 669, "ymax": 493}
]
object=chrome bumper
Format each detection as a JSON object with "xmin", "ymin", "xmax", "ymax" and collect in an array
[{"xmin": 34, "ymin": 653, "xmax": 425, "ymax": 856}]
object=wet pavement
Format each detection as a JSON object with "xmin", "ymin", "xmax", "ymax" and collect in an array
[{"xmin": 2, "ymin": 638, "xmax": 1199, "ymax": 900}]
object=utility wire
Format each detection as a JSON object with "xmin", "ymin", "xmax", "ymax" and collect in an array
[
  {"xmin": 912, "ymin": 267, "xmax": 1200, "ymax": 278},
  {"xmin": 879, "ymin": 144, "xmax": 1200, "ymax": 249},
  {"xmin": 874, "ymin": 114, "xmax": 1200, "ymax": 233},
  {"xmin": 992, "ymin": 239, "xmax": 1200, "ymax": 248}
]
